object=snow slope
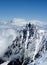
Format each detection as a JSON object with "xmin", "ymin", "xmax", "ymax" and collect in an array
[{"xmin": 0, "ymin": 23, "xmax": 47, "ymax": 65}]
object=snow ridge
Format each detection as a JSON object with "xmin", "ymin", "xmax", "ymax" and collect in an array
[{"xmin": 0, "ymin": 23, "xmax": 47, "ymax": 65}]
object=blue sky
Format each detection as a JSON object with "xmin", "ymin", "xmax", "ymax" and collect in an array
[{"xmin": 0, "ymin": 0, "xmax": 47, "ymax": 21}]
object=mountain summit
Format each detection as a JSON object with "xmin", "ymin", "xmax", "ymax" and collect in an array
[{"xmin": 0, "ymin": 23, "xmax": 47, "ymax": 65}]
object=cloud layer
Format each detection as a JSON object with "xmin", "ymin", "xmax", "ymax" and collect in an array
[
  {"xmin": 0, "ymin": 18, "xmax": 47, "ymax": 56},
  {"xmin": 0, "ymin": 18, "xmax": 47, "ymax": 28},
  {"xmin": 11, "ymin": 18, "xmax": 47, "ymax": 30}
]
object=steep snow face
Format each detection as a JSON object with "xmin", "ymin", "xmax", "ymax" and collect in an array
[
  {"xmin": 1, "ymin": 61, "xmax": 9, "ymax": 65},
  {"xmin": 33, "ymin": 30, "xmax": 45, "ymax": 59},
  {"xmin": 0, "ymin": 23, "xmax": 47, "ymax": 65}
]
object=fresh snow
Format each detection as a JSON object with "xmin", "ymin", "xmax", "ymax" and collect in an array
[
  {"xmin": 0, "ymin": 22, "xmax": 47, "ymax": 65},
  {"xmin": 1, "ymin": 61, "xmax": 9, "ymax": 65}
]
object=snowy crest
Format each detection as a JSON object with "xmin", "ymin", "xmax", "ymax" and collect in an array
[{"xmin": 0, "ymin": 23, "xmax": 47, "ymax": 65}]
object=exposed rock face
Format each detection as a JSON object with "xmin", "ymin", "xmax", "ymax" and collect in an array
[
  {"xmin": 0, "ymin": 58, "xmax": 5, "ymax": 64},
  {"xmin": 0, "ymin": 23, "xmax": 47, "ymax": 65},
  {"xmin": 8, "ymin": 58, "xmax": 22, "ymax": 65}
]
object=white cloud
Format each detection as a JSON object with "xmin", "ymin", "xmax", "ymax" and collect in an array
[
  {"xmin": 11, "ymin": 18, "xmax": 27, "ymax": 26},
  {"xmin": 11, "ymin": 18, "xmax": 47, "ymax": 29},
  {"xmin": 0, "ymin": 28, "xmax": 17, "ymax": 57},
  {"xmin": 27, "ymin": 20, "xmax": 47, "ymax": 30},
  {"xmin": 28, "ymin": 20, "xmax": 47, "ymax": 26},
  {"xmin": 0, "ymin": 18, "xmax": 47, "ymax": 57}
]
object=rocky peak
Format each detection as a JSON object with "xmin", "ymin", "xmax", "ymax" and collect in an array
[{"xmin": 0, "ymin": 23, "xmax": 47, "ymax": 65}]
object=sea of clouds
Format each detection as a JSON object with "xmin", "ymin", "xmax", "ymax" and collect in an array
[{"xmin": 0, "ymin": 18, "xmax": 47, "ymax": 57}]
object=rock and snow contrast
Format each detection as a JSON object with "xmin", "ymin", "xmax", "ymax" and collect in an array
[{"xmin": 0, "ymin": 21, "xmax": 47, "ymax": 65}]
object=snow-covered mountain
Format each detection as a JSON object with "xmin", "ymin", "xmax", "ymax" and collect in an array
[{"xmin": 0, "ymin": 23, "xmax": 47, "ymax": 65}]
